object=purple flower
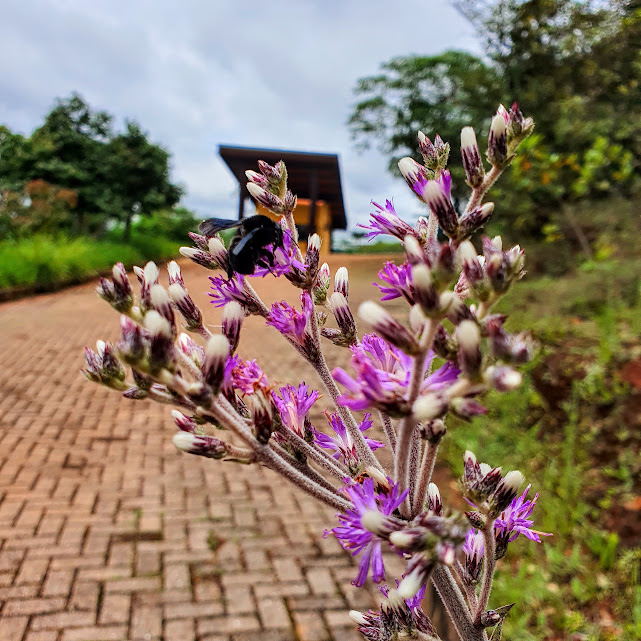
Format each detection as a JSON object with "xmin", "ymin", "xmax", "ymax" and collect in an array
[
  {"xmin": 266, "ymin": 291, "xmax": 317, "ymax": 358},
  {"xmin": 494, "ymin": 485, "xmax": 551, "ymax": 544},
  {"xmin": 358, "ymin": 200, "xmax": 417, "ymax": 242},
  {"xmin": 462, "ymin": 528, "xmax": 485, "ymax": 582},
  {"xmin": 374, "ymin": 262, "xmax": 414, "ymax": 303},
  {"xmin": 272, "ymin": 383, "xmax": 320, "ymax": 438},
  {"xmin": 332, "ymin": 333, "xmax": 460, "ymax": 417},
  {"xmin": 329, "ymin": 477, "xmax": 407, "ymax": 586},
  {"xmin": 209, "ymin": 274, "xmax": 260, "ymax": 314},
  {"xmin": 222, "ymin": 355, "xmax": 269, "ymax": 396},
  {"xmin": 313, "ymin": 412, "xmax": 384, "ymax": 470},
  {"xmin": 437, "ymin": 170, "xmax": 452, "ymax": 200},
  {"xmin": 380, "ymin": 580, "xmax": 427, "ymax": 611},
  {"xmin": 250, "ymin": 228, "xmax": 306, "ymax": 278}
]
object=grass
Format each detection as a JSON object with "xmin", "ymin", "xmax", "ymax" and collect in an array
[
  {"xmin": 439, "ymin": 257, "xmax": 641, "ymax": 640},
  {"xmin": 0, "ymin": 233, "xmax": 178, "ymax": 292}
]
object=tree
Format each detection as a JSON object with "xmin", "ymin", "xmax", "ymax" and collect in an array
[
  {"xmin": 349, "ymin": 51, "xmax": 506, "ymax": 207},
  {"xmin": 107, "ymin": 121, "xmax": 183, "ymax": 241},
  {"xmin": 0, "ymin": 94, "xmax": 184, "ymax": 236}
]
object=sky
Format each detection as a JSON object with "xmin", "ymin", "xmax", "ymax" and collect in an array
[{"xmin": 0, "ymin": 0, "xmax": 480, "ymax": 229}]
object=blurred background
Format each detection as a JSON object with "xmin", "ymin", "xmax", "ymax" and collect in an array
[{"xmin": 0, "ymin": 1, "xmax": 640, "ymax": 640}]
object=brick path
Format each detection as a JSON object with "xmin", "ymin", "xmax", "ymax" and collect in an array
[{"xmin": 0, "ymin": 256, "xmax": 433, "ymax": 641}]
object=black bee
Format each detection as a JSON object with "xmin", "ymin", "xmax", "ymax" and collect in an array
[{"xmin": 198, "ymin": 215, "xmax": 287, "ymax": 278}]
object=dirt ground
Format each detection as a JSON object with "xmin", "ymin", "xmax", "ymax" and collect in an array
[{"xmin": 0, "ymin": 254, "xmax": 452, "ymax": 641}]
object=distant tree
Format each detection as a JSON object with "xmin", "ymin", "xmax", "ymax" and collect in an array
[
  {"xmin": 107, "ymin": 121, "xmax": 183, "ymax": 240},
  {"xmin": 348, "ymin": 51, "xmax": 506, "ymax": 207},
  {"xmin": 0, "ymin": 93, "xmax": 183, "ymax": 237}
]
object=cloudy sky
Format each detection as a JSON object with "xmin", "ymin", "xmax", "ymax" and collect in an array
[{"xmin": 1, "ymin": 0, "xmax": 480, "ymax": 229}]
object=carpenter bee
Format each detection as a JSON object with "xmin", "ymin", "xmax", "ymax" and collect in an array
[{"xmin": 198, "ymin": 215, "xmax": 287, "ymax": 278}]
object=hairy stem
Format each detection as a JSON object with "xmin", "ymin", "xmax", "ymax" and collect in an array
[
  {"xmin": 475, "ymin": 520, "xmax": 497, "ymax": 623},
  {"xmin": 454, "ymin": 560, "xmax": 479, "ymax": 611},
  {"xmin": 408, "ymin": 429, "xmax": 421, "ymax": 511},
  {"xmin": 463, "ymin": 165, "xmax": 505, "ymax": 215},
  {"xmin": 275, "ymin": 426, "xmax": 349, "ymax": 480},
  {"xmin": 412, "ymin": 440, "xmax": 439, "ymax": 517},
  {"xmin": 394, "ymin": 320, "xmax": 437, "ymax": 515},
  {"xmin": 211, "ymin": 400, "xmax": 351, "ymax": 511},
  {"xmin": 378, "ymin": 411, "xmax": 396, "ymax": 455},
  {"xmin": 309, "ymin": 300, "xmax": 383, "ymax": 472},
  {"xmin": 432, "ymin": 566, "xmax": 485, "ymax": 641}
]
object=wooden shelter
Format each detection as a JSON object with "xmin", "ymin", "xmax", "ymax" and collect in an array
[{"xmin": 219, "ymin": 145, "xmax": 347, "ymax": 253}]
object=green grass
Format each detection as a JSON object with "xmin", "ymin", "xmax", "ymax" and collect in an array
[
  {"xmin": 0, "ymin": 233, "xmax": 179, "ymax": 292},
  {"xmin": 440, "ymin": 258, "xmax": 641, "ymax": 640}
]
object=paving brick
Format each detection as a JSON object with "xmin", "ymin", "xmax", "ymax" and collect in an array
[
  {"xmin": 0, "ymin": 615, "xmax": 29, "ymax": 641},
  {"xmin": 0, "ymin": 257, "xmax": 441, "ymax": 641}
]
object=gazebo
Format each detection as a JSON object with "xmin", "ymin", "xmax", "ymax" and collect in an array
[{"xmin": 219, "ymin": 145, "xmax": 347, "ymax": 253}]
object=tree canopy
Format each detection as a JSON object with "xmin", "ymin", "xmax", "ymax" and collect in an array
[{"xmin": 0, "ymin": 94, "xmax": 183, "ymax": 238}]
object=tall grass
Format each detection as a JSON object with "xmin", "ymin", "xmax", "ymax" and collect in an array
[{"xmin": 0, "ymin": 234, "xmax": 178, "ymax": 292}]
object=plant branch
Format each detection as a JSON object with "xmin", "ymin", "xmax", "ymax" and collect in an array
[
  {"xmin": 475, "ymin": 520, "xmax": 497, "ymax": 624},
  {"xmin": 412, "ymin": 440, "xmax": 439, "ymax": 517},
  {"xmin": 378, "ymin": 410, "xmax": 396, "ymax": 455}
]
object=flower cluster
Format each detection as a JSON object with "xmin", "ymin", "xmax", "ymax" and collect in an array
[{"xmin": 82, "ymin": 106, "xmax": 549, "ymax": 641}]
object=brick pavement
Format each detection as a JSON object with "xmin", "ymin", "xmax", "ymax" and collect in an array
[{"xmin": 0, "ymin": 256, "xmax": 441, "ymax": 641}]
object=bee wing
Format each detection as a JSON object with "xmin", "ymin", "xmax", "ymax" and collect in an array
[{"xmin": 198, "ymin": 217, "xmax": 243, "ymax": 237}]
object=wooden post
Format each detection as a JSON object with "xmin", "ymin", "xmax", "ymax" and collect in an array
[
  {"xmin": 309, "ymin": 168, "xmax": 319, "ymax": 234},
  {"xmin": 238, "ymin": 183, "xmax": 248, "ymax": 220}
]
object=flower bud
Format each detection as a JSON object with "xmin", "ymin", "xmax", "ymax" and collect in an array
[
  {"xmin": 145, "ymin": 310, "xmax": 175, "ymax": 373},
  {"xmin": 172, "ymin": 409, "xmax": 198, "ymax": 433},
  {"xmin": 179, "ymin": 246, "xmax": 219, "ymax": 270},
  {"xmin": 313, "ymin": 262, "xmax": 330, "ymax": 304},
  {"xmin": 398, "ymin": 554, "xmax": 435, "ymax": 599},
  {"xmin": 178, "ymin": 333, "xmax": 204, "ymax": 367},
  {"xmin": 358, "ymin": 301, "xmax": 419, "ymax": 355},
  {"xmin": 455, "ymin": 320, "xmax": 482, "ymax": 380},
  {"xmin": 202, "ymin": 335, "xmax": 230, "ymax": 394},
  {"xmin": 305, "ymin": 234, "xmax": 321, "ymax": 281},
  {"xmin": 207, "ymin": 237, "xmax": 229, "ymax": 269},
  {"xmin": 168, "ymin": 283, "xmax": 202, "ymax": 330},
  {"xmin": 118, "ymin": 315, "xmax": 147, "ymax": 365},
  {"xmin": 111, "ymin": 263, "xmax": 133, "ymax": 310},
  {"xmin": 457, "ymin": 203, "xmax": 495, "ymax": 241},
  {"xmin": 490, "ymin": 470, "xmax": 524, "ymax": 516},
  {"xmin": 283, "ymin": 190, "xmax": 297, "ymax": 211},
  {"xmin": 247, "ymin": 182, "xmax": 285, "ymax": 213},
  {"xmin": 413, "ymin": 394, "xmax": 448, "ymax": 421},
  {"xmin": 423, "ymin": 181, "xmax": 458, "ymax": 238},
  {"xmin": 450, "ymin": 398, "xmax": 488, "ymax": 420},
  {"xmin": 150, "ymin": 284, "xmax": 176, "ymax": 333},
  {"xmin": 246, "ymin": 391, "xmax": 274, "ymax": 444},
  {"xmin": 329, "ymin": 293, "xmax": 356, "ymax": 344},
  {"xmin": 461, "ymin": 126, "xmax": 485, "ymax": 188},
  {"xmin": 419, "ymin": 419, "xmax": 447, "ymax": 444},
  {"xmin": 485, "ymin": 365, "xmax": 522, "ymax": 392},
  {"xmin": 403, "ymin": 234, "xmax": 426, "ymax": 266},
  {"xmin": 222, "ymin": 301, "xmax": 244, "ymax": 353},
  {"xmin": 398, "ymin": 157, "xmax": 428, "ymax": 197},
  {"xmin": 432, "ymin": 324, "xmax": 458, "ymax": 361},
  {"xmin": 188, "ymin": 231, "xmax": 209, "ymax": 251},
  {"xmin": 334, "ymin": 266, "xmax": 349, "ymax": 300},
  {"xmin": 487, "ymin": 108, "xmax": 509, "ymax": 167},
  {"xmin": 411, "ymin": 264, "xmax": 440, "ymax": 317},
  {"xmin": 245, "ymin": 169, "xmax": 270, "ymax": 189},
  {"xmin": 427, "ymin": 482, "xmax": 443, "ymax": 515},
  {"xmin": 172, "ymin": 432, "xmax": 228, "ymax": 459},
  {"xmin": 167, "ymin": 261, "xmax": 184, "ymax": 286}
]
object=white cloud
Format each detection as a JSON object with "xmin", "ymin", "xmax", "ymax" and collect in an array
[{"xmin": 0, "ymin": 0, "xmax": 480, "ymax": 227}]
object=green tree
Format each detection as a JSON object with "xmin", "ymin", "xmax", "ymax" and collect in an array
[
  {"xmin": 348, "ymin": 51, "xmax": 506, "ymax": 207},
  {"xmin": 107, "ymin": 121, "xmax": 183, "ymax": 241}
]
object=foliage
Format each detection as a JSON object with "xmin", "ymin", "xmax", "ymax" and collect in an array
[
  {"xmin": 0, "ymin": 93, "xmax": 183, "ymax": 237},
  {"xmin": 348, "ymin": 51, "xmax": 505, "ymax": 207},
  {"xmin": 350, "ymin": 1, "xmax": 641, "ymax": 249},
  {"xmin": 0, "ymin": 232, "xmax": 177, "ymax": 292}
]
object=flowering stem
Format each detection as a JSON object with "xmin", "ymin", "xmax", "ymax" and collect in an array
[
  {"xmin": 394, "ymin": 320, "xmax": 438, "ymax": 514},
  {"xmin": 463, "ymin": 165, "xmax": 504, "ymax": 215},
  {"xmin": 176, "ymin": 350, "xmax": 203, "ymax": 380},
  {"xmin": 209, "ymin": 399, "xmax": 351, "ymax": 512},
  {"xmin": 412, "ymin": 441, "xmax": 439, "ymax": 517},
  {"xmin": 275, "ymin": 427, "xmax": 350, "ymax": 480},
  {"xmin": 283, "ymin": 209, "xmax": 303, "ymax": 261},
  {"xmin": 432, "ymin": 566, "xmax": 484, "ymax": 641},
  {"xmin": 378, "ymin": 411, "xmax": 396, "ymax": 453},
  {"xmin": 308, "ymin": 299, "xmax": 383, "ymax": 473},
  {"xmin": 454, "ymin": 560, "xmax": 479, "ymax": 610},
  {"xmin": 195, "ymin": 324, "xmax": 214, "ymax": 340},
  {"xmin": 408, "ymin": 429, "xmax": 421, "ymax": 511},
  {"xmin": 241, "ymin": 279, "xmax": 270, "ymax": 316},
  {"xmin": 475, "ymin": 520, "xmax": 497, "ymax": 624},
  {"xmin": 269, "ymin": 442, "xmax": 342, "ymax": 496}
]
